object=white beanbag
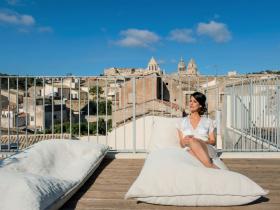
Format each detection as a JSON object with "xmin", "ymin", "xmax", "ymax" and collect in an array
[
  {"xmin": 0, "ymin": 171, "xmax": 73, "ymax": 210},
  {"xmin": 1, "ymin": 140, "xmax": 109, "ymax": 182},
  {"xmin": 125, "ymin": 148, "xmax": 268, "ymax": 206},
  {"xmin": 148, "ymin": 117, "xmax": 182, "ymax": 152},
  {"xmin": 148, "ymin": 116, "xmax": 219, "ymax": 159},
  {"xmin": 0, "ymin": 140, "xmax": 109, "ymax": 210}
]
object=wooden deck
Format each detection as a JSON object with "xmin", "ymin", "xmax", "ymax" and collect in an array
[{"xmin": 61, "ymin": 158, "xmax": 280, "ymax": 210}]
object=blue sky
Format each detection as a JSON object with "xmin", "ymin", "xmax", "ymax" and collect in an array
[{"xmin": 0, "ymin": 0, "xmax": 280, "ymax": 76}]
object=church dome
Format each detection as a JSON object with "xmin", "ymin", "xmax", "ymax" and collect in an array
[
  {"xmin": 147, "ymin": 57, "xmax": 160, "ymax": 71},
  {"xmin": 178, "ymin": 57, "xmax": 186, "ymax": 73},
  {"xmin": 187, "ymin": 58, "xmax": 198, "ymax": 75}
]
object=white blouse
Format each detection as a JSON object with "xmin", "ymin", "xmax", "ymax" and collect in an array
[{"xmin": 180, "ymin": 116, "xmax": 215, "ymax": 142}]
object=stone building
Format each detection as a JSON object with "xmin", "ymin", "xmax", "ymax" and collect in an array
[
  {"xmin": 178, "ymin": 57, "xmax": 187, "ymax": 75},
  {"xmin": 22, "ymin": 97, "xmax": 68, "ymax": 131},
  {"xmin": 104, "ymin": 57, "xmax": 162, "ymax": 77},
  {"xmin": 1, "ymin": 89, "xmax": 24, "ymax": 104},
  {"xmin": 177, "ymin": 57, "xmax": 199, "ymax": 76},
  {"xmin": 112, "ymin": 73, "xmax": 185, "ymax": 126},
  {"xmin": 1, "ymin": 109, "xmax": 26, "ymax": 129},
  {"xmin": 187, "ymin": 58, "xmax": 199, "ymax": 75},
  {"xmin": 147, "ymin": 57, "xmax": 160, "ymax": 72}
]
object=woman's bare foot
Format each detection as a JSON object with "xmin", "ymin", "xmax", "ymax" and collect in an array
[{"xmin": 211, "ymin": 163, "xmax": 220, "ymax": 169}]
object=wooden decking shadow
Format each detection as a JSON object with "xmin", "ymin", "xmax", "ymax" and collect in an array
[
  {"xmin": 245, "ymin": 196, "xmax": 270, "ymax": 205},
  {"xmin": 60, "ymin": 158, "xmax": 114, "ymax": 209}
]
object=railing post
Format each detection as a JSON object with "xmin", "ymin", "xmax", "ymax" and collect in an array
[
  {"xmin": 8, "ymin": 77, "xmax": 10, "ymax": 151},
  {"xmin": 216, "ymin": 110, "xmax": 222, "ymax": 150},
  {"xmin": 0, "ymin": 77, "xmax": 2, "ymax": 152},
  {"xmin": 96, "ymin": 78, "xmax": 99, "ymax": 143},
  {"xmin": 132, "ymin": 77, "xmax": 136, "ymax": 153},
  {"xmin": 277, "ymin": 77, "xmax": 280, "ymax": 150},
  {"xmin": 249, "ymin": 79, "xmax": 253, "ymax": 151},
  {"xmin": 105, "ymin": 78, "xmax": 108, "ymax": 145},
  {"xmin": 16, "ymin": 77, "xmax": 19, "ymax": 152}
]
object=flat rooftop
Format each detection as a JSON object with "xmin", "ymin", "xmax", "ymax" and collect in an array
[{"xmin": 61, "ymin": 158, "xmax": 280, "ymax": 210}]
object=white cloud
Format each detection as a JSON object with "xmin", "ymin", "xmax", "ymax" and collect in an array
[
  {"xmin": 38, "ymin": 26, "xmax": 53, "ymax": 33},
  {"xmin": 0, "ymin": 10, "xmax": 35, "ymax": 26},
  {"xmin": 168, "ymin": 29, "xmax": 195, "ymax": 43},
  {"xmin": 197, "ymin": 21, "xmax": 231, "ymax": 43},
  {"xmin": 115, "ymin": 29, "xmax": 160, "ymax": 48},
  {"xmin": 6, "ymin": 0, "xmax": 20, "ymax": 6}
]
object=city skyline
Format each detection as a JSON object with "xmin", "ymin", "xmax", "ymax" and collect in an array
[{"xmin": 0, "ymin": 0, "xmax": 280, "ymax": 76}]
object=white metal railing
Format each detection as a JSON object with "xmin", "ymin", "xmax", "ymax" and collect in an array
[
  {"xmin": 0, "ymin": 74, "xmax": 279, "ymax": 155},
  {"xmin": 222, "ymin": 76, "xmax": 280, "ymax": 151}
]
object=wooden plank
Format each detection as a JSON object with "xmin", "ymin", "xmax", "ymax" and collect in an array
[
  {"xmin": 60, "ymin": 158, "xmax": 280, "ymax": 210},
  {"xmin": 64, "ymin": 199, "xmax": 280, "ymax": 210}
]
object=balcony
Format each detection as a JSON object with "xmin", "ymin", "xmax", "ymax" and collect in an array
[{"xmin": 0, "ymin": 74, "xmax": 280, "ymax": 209}]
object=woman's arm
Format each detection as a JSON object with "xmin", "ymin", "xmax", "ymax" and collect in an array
[
  {"xmin": 177, "ymin": 129, "xmax": 193, "ymax": 147},
  {"xmin": 177, "ymin": 129, "xmax": 185, "ymax": 148},
  {"xmin": 206, "ymin": 131, "xmax": 216, "ymax": 146}
]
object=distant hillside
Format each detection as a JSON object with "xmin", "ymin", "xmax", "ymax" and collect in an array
[
  {"xmin": 248, "ymin": 70, "xmax": 280, "ymax": 75},
  {"xmin": 0, "ymin": 72, "xmax": 42, "ymax": 90},
  {"xmin": 0, "ymin": 73, "xmax": 10, "ymax": 76}
]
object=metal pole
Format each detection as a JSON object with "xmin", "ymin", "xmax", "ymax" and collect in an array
[
  {"xmin": 70, "ymin": 77, "xmax": 72, "ymax": 139},
  {"xmin": 265, "ymin": 78, "xmax": 269, "ymax": 150},
  {"xmin": 123, "ymin": 77, "xmax": 126, "ymax": 150},
  {"xmin": 88, "ymin": 79, "xmax": 90, "ymax": 141},
  {"xmin": 16, "ymin": 77, "xmax": 19, "ymax": 151},
  {"xmin": 277, "ymin": 76, "xmax": 280, "ymax": 150},
  {"xmin": 170, "ymin": 77, "xmax": 173, "ymax": 118},
  {"xmin": 8, "ymin": 77, "xmax": 10, "ymax": 151},
  {"xmin": 61, "ymin": 78, "xmax": 63, "ymax": 139},
  {"xmin": 25, "ymin": 77, "xmax": 28, "ymax": 148},
  {"xmin": 114, "ymin": 78, "xmax": 117, "ymax": 149},
  {"xmin": 161, "ymin": 75, "xmax": 163, "ymax": 116},
  {"xmin": 34, "ymin": 78, "xmax": 37, "ymax": 137},
  {"xmin": 78, "ymin": 78, "xmax": 81, "ymax": 138},
  {"xmin": 249, "ymin": 79, "xmax": 253, "ymax": 151},
  {"xmin": 241, "ymin": 77, "xmax": 244, "ymax": 150},
  {"xmin": 132, "ymin": 77, "xmax": 136, "ymax": 153},
  {"xmin": 105, "ymin": 78, "xmax": 108, "ymax": 145},
  {"xmin": 143, "ymin": 76, "xmax": 146, "ymax": 150},
  {"xmin": 43, "ymin": 78, "xmax": 45, "ymax": 138},
  {"xmin": 96, "ymin": 78, "xmax": 99, "ymax": 142},
  {"xmin": 52, "ymin": 78, "xmax": 54, "ymax": 138},
  {"xmin": 0, "ymin": 77, "xmax": 2, "ymax": 152}
]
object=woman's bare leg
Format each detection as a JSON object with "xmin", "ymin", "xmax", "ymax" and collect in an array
[
  {"xmin": 188, "ymin": 139, "xmax": 218, "ymax": 169},
  {"xmin": 188, "ymin": 149, "xmax": 196, "ymax": 157}
]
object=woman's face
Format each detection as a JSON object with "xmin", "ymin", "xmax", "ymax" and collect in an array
[{"xmin": 189, "ymin": 96, "xmax": 201, "ymax": 113}]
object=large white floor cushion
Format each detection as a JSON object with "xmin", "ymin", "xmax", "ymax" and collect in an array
[
  {"xmin": 148, "ymin": 117, "xmax": 218, "ymax": 159},
  {"xmin": 148, "ymin": 117, "xmax": 182, "ymax": 152},
  {"xmin": 0, "ymin": 140, "xmax": 109, "ymax": 210},
  {"xmin": 125, "ymin": 148, "xmax": 268, "ymax": 206},
  {"xmin": 0, "ymin": 171, "xmax": 73, "ymax": 210}
]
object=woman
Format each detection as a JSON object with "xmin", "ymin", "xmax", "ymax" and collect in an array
[{"xmin": 177, "ymin": 91, "xmax": 219, "ymax": 169}]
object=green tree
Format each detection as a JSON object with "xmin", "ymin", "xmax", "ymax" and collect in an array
[
  {"xmin": 49, "ymin": 118, "xmax": 112, "ymax": 136},
  {"xmin": 87, "ymin": 100, "xmax": 112, "ymax": 115},
  {"xmin": 89, "ymin": 86, "xmax": 104, "ymax": 100}
]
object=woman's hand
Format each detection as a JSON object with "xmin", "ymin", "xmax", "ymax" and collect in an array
[
  {"xmin": 182, "ymin": 135, "xmax": 194, "ymax": 147},
  {"xmin": 177, "ymin": 129, "xmax": 187, "ymax": 148}
]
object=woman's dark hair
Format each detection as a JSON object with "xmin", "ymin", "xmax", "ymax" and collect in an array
[{"xmin": 190, "ymin": 91, "xmax": 208, "ymax": 115}]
